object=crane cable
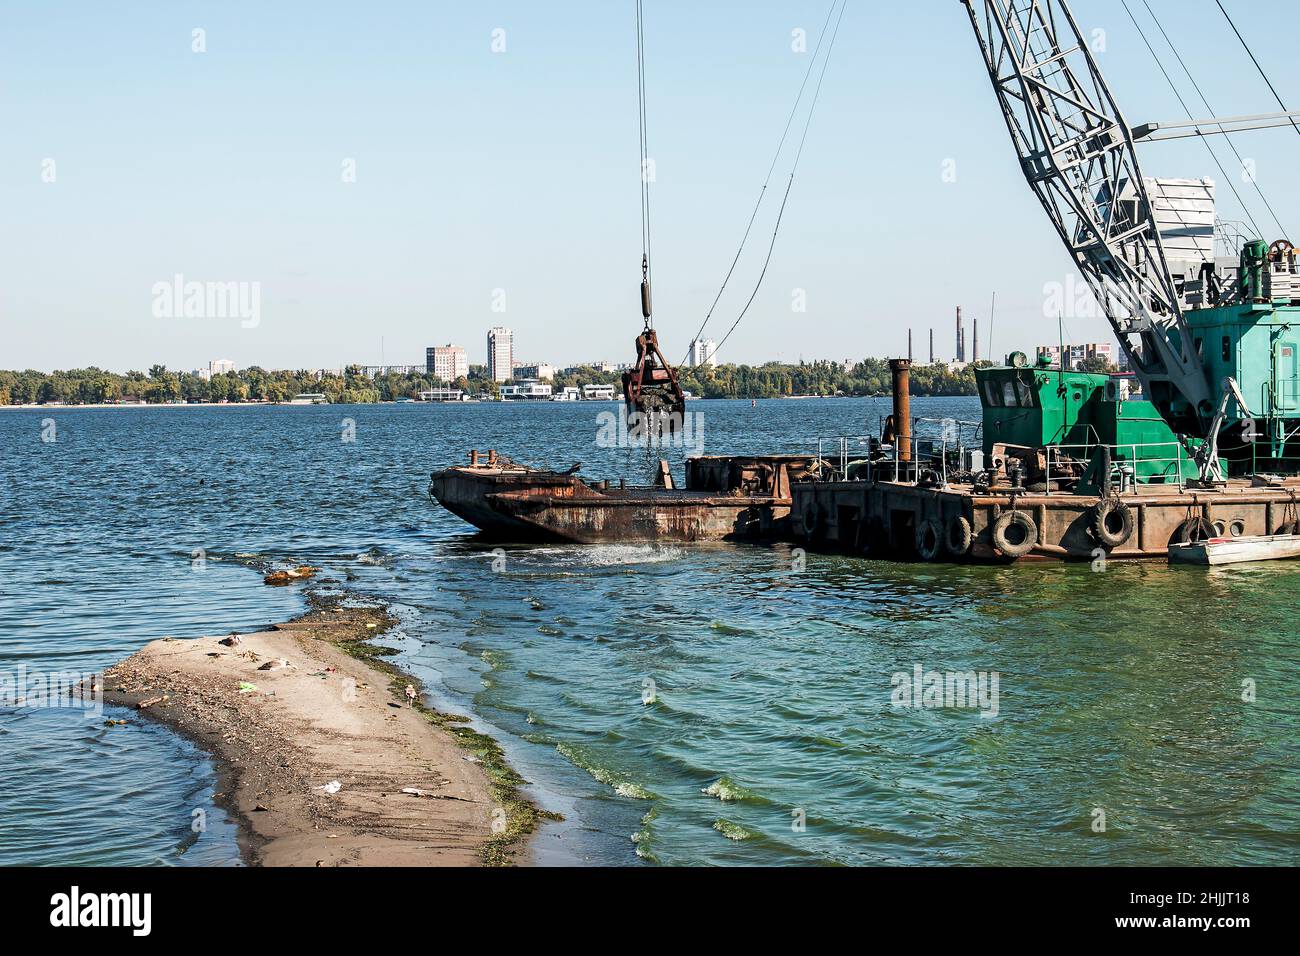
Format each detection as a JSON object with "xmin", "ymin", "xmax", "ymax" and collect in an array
[
  {"xmin": 1136, "ymin": 0, "xmax": 1289, "ymax": 240},
  {"xmin": 711, "ymin": 0, "xmax": 849, "ymax": 363},
  {"xmin": 636, "ymin": 0, "xmax": 653, "ymax": 328},
  {"xmin": 681, "ymin": 0, "xmax": 841, "ymax": 366},
  {"xmin": 1119, "ymin": 0, "xmax": 1267, "ymax": 241},
  {"xmin": 1215, "ymin": 0, "xmax": 1300, "ymax": 144}
]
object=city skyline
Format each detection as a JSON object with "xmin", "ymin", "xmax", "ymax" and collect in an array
[
  {"xmin": 6, "ymin": 3, "xmax": 1300, "ymax": 373},
  {"xmin": 10, "ymin": 315, "xmax": 1127, "ymax": 379}
]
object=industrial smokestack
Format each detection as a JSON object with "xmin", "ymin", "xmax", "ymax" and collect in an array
[
  {"xmin": 908, "ymin": 329, "xmax": 913, "ymax": 363},
  {"xmin": 929, "ymin": 328, "xmax": 935, "ymax": 365},
  {"xmin": 956, "ymin": 306, "xmax": 963, "ymax": 363},
  {"xmin": 973, "ymin": 317, "xmax": 979, "ymax": 363}
]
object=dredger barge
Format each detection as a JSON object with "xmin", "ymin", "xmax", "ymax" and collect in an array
[
  {"xmin": 429, "ymin": 355, "xmax": 1300, "ymax": 561},
  {"xmin": 431, "ymin": 0, "xmax": 1300, "ymax": 564}
]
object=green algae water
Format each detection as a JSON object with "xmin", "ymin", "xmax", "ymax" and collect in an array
[{"xmin": 2, "ymin": 398, "xmax": 1297, "ymax": 865}]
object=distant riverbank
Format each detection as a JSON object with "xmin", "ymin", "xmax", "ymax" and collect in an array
[{"xmin": 0, "ymin": 358, "xmax": 992, "ymax": 407}]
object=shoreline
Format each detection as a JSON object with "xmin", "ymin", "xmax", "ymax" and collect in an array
[{"xmin": 102, "ymin": 592, "xmax": 552, "ymax": 866}]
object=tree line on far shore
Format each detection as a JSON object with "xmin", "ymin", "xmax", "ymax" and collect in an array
[{"xmin": 0, "ymin": 355, "xmax": 1118, "ymax": 406}]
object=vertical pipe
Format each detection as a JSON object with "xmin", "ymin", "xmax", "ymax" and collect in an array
[
  {"xmin": 908, "ymin": 329, "xmax": 913, "ymax": 363},
  {"xmin": 890, "ymin": 358, "xmax": 912, "ymax": 463},
  {"xmin": 973, "ymin": 318, "xmax": 980, "ymax": 363},
  {"xmin": 929, "ymin": 328, "xmax": 935, "ymax": 364},
  {"xmin": 956, "ymin": 306, "xmax": 963, "ymax": 362}
]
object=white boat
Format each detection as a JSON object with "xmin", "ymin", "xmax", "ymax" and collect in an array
[{"xmin": 1168, "ymin": 533, "xmax": 1300, "ymax": 566}]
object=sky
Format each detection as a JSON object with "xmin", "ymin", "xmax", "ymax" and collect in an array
[{"xmin": 4, "ymin": 0, "xmax": 1300, "ymax": 374}]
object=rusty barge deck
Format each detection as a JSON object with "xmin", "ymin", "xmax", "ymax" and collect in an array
[
  {"xmin": 429, "ymin": 452, "xmax": 819, "ymax": 544},
  {"xmin": 430, "ymin": 450, "xmax": 1300, "ymax": 562},
  {"xmin": 793, "ymin": 475, "xmax": 1300, "ymax": 562}
]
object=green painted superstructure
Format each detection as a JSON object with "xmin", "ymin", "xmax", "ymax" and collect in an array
[
  {"xmin": 975, "ymin": 364, "xmax": 1204, "ymax": 486},
  {"xmin": 1183, "ymin": 299, "xmax": 1300, "ymax": 470}
]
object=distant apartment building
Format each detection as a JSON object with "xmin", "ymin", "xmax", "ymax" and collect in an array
[
  {"xmin": 689, "ymin": 338, "xmax": 718, "ymax": 368},
  {"xmin": 209, "ymin": 359, "xmax": 236, "ymax": 377},
  {"xmin": 426, "ymin": 344, "xmax": 469, "ymax": 383},
  {"xmin": 1036, "ymin": 343, "xmax": 1114, "ymax": 370},
  {"xmin": 512, "ymin": 362, "xmax": 554, "ymax": 382},
  {"xmin": 562, "ymin": 360, "xmax": 619, "ymax": 375},
  {"xmin": 487, "ymin": 327, "xmax": 513, "ymax": 383}
]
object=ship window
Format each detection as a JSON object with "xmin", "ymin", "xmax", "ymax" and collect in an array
[
  {"xmin": 1222, "ymin": 336, "xmax": 1231, "ymax": 362},
  {"xmin": 1014, "ymin": 378, "xmax": 1038, "ymax": 408},
  {"xmin": 1003, "ymin": 381, "xmax": 1018, "ymax": 407},
  {"xmin": 983, "ymin": 380, "xmax": 1001, "ymax": 406}
]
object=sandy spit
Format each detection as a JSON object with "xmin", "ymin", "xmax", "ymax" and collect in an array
[{"xmin": 102, "ymin": 597, "xmax": 548, "ymax": 866}]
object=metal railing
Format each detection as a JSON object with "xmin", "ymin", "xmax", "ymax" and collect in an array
[
  {"xmin": 815, "ymin": 435, "xmax": 875, "ymax": 479},
  {"xmin": 814, "ymin": 417, "xmax": 983, "ymax": 487},
  {"xmin": 1042, "ymin": 441, "xmax": 1188, "ymax": 495}
]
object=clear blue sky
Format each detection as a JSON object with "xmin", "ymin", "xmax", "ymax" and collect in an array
[{"xmin": 4, "ymin": 0, "xmax": 1300, "ymax": 373}]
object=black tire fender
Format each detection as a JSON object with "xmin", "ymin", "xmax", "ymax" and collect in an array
[
  {"xmin": 915, "ymin": 517, "xmax": 942, "ymax": 561},
  {"xmin": 1090, "ymin": 499, "xmax": 1134, "ymax": 549},
  {"xmin": 1176, "ymin": 516, "xmax": 1215, "ymax": 544},
  {"xmin": 992, "ymin": 510, "xmax": 1037, "ymax": 558},
  {"xmin": 944, "ymin": 514, "xmax": 973, "ymax": 557},
  {"xmin": 801, "ymin": 502, "xmax": 823, "ymax": 541}
]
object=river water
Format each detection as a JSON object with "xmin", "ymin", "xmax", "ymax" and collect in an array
[{"xmin": 1, "ymin": 398, "xmax": 1296, "ymax": 866}]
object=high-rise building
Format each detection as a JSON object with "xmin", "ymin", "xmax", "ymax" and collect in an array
[
  {"xmin": 209, "ymin": 359, "xmax": 236, "ymax": 377},
  {"xmin": 689, "ymin": 338, "xmax": 717, "ymax": 367},
  {"xmin": 487, "ymin": 327, "xmax": 513, "ymax": 383},
  {"xmin": 427, "ymin": 345, "xmax": 469, "ymax": 383}
]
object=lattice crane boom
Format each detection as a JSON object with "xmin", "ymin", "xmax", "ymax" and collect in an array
[{"xmin": 961, "ymin": 0, "xmax": 1214, "ymax": 433}]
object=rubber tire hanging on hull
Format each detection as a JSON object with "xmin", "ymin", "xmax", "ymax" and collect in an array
[
  {"xmin": 853, "ymin": 515, "xmax": 873, "ymax": 556},
  {"xmin": 992, "ymin": 511, "xmax": 1036, "ymax": 559},
  {"xmin": 801, "ymin": 503, "xmax": 824, "ymax": 543},
  {"xmin": 1090, "ymin": 499, "xmax": 1134, "ymax": 549},
  {"xmin": 1176, "ymin": 516, "xmax": 1215, "ymax": 544},
  {"xmin": 915, "ymin": 518, "xmax": 942, "ymax": 562},
  {"xmin": 944, "ymin": 515, "xmax": 973, "ymax": 557}
]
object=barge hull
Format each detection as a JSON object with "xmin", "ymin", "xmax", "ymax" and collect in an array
[
  {"xmin": 793, "ymin": 477, "xmax": 1300, "ymax": 561},
  {"xmin": 429, "ymin": 454, "xmax": 816, "ymax": 544}
]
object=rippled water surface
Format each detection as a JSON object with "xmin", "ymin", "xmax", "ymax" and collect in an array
[{"xmin": 1, "ymin": 399, "xmax": 1297, "ymax": 866}]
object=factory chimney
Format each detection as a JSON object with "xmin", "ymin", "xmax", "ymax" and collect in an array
[
  {"xmin": 956, "ymin": 306, "xmax": 964, "ymax": 363},
  {"xmin": 908, "ymin": 329, "xmax": 913, "ymax": 363},
  {"xmin": 973, "ymin": 317, "xmax": 980, "ymax": 363},
  {"xmin": 929, "ymin": 328, "xmax": 935, "ymax": 365}
]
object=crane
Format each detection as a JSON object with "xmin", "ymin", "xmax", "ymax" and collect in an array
[{"xmin": 960, "ymin": 0, "xmax": 1300, "ymax": 482}]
